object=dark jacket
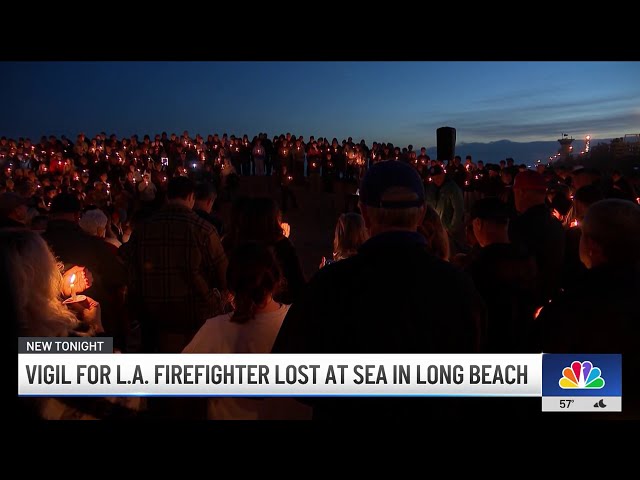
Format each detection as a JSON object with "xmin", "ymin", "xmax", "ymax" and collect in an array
[
  {"xmin": 119, "ymin": 203, "xmax": 228, "ymax": 352},
  {"xmin": 562, "ymin": 225, "xmax": 586, "ymax": 288},
  {"xmin": 467, "ymin": 242, "xmax": 538, "ymax": 353},
  {"xmin": 508, "ymin": 204, "xmax": 565, "ymax": 305},
  {"xmin": 272, "ymin": 230, "xmax": 486, "ymax": 420}
]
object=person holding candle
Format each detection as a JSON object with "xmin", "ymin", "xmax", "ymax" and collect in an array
[
  {"xmin": 535, "ymin": 199, "xmax": 640, "ymax": 419},
  {"xmin": 239, "ymin": 134, "xmax": 252, "ymax": 176},
  {"xmin": 509, "ymin": 170, "xmax": 565, "ymax": 307},
  {"xmin": 3, "ymin": 229, "xmax": 146, "ymax": 420},
  {"xmin": 137, "ymin": 172, "xmax": 157, "ymax": 203},
  {"xmin": 276, "ymin": 141, "xmax": 291, "ymax": 182},
  {"xmin": 293, "ymin": 139, "xmax": 306, "ymax": 182},
  {"xmin": 42, "ymin": 193, "xmax": 128, "ymax": 350},
  {"xmin": 252, "ymin": 139, "xmax": 266, "ymax": 176},
  {"xmin": 223, "ymin": 197, "xmax": 305, "ymax": 306},
  {"xmin": 561, "ymin": 184, "xmax": 604, "ymax": 288}
]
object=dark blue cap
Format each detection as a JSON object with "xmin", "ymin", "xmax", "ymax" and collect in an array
[{"xmin": 360, "ymin": 160, "xmax": 425, "ymax": 209}]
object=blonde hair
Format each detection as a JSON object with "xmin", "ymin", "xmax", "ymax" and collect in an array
[
  {"xmin": 418, "ymin": 205, "xmax": 450, "ymax": 261},
  {"xmin": 0, "ymin": 229, "xmax": 78, "ymax": 336},
  {"xmin": 333, "ymin": 213, "xmax": 369, "ymax": 260}
]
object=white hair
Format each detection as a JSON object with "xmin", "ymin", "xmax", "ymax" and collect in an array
[
  {"xmin": 0, "ymin": 228, "xmax": 78, "ymax": 336},
  {"xmin": 79, "ymin": 209, "xmax": 108, "ymax": 237}
]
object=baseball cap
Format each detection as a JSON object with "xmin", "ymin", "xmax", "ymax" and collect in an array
[
  {"xmin": 513, "ymin": 170, "xmax": 547, "ymax": 191},
  {"xmin": 470, "ymin": 197, "xmax": 510, "ymax": 221},
  {"xmin": 49, "ymin": 193, "xmax": 81, "ymax": 214},
  {"xmin": 0, "ymin": 192, "xmax": 28, "ymax": 216},
  {"xmin": 359, "ymin": 160, "xmax": 425, "ymax": 209}
]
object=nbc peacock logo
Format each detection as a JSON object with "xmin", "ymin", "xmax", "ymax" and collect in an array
[{"xmin": 559, "ymin": 361, "xmax": 605, "ymax": 389}]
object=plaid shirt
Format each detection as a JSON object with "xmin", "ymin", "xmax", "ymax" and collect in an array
[{"xmin": 121, "ymin": 203, "xmax": 227, "ymax": 335}]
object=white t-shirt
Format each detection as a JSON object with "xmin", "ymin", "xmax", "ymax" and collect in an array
[{"xmin": 183, "ymin": 304, "xmax": 311, "ymax": 420}]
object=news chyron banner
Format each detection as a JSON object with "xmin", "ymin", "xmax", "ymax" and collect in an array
[{"xmin": 17, "ymin": 338, "xmax": 622, "ymax": 412}]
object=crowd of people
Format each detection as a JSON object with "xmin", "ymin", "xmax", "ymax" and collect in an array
[{"xmin": 5, "ymin": 130, "xmax": 639, "ymax": 420}]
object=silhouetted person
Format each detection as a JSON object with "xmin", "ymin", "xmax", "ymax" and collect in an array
[
  {"xmin": 0, "ymin": 192, "xmax": 28, "ymax": 228},
  {"xmin": 468, "ymin": 197, "xmax": 538, "ymax": 353},
  {"xmin": 509, "ymin": 170, "xmax": 565, "ymax": 307},
  {"xmin": 562, "ymin": 184, "xmax": 604, "ymax": 288},
  {"xmin": 193, "ymin": 182, "xmax": 224, "ymax": 237},
  {"xmin": 425, "ymin": 165, "xmax": 465, "ymax": 254},
  {"xmin": 273, "ymin": 161, "xmax": 485, "ymax": 420},
  {"xmin": 224, "ymin": 197, "xmax": 305, "ymax": 305},
  {"xmin": 535, "ymin": 199, "xmax": 640, "ymax": 419},
  {"xmin": 120, "ymin": 176, "xmax": 227, "ymax": 353}
]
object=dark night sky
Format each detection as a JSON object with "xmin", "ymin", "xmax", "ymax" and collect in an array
[{"xmin": 1, "ymin": 61, "xmax": 638, "ymax": 155}]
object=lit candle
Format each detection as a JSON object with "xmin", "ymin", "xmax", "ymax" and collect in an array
[{"xmin": 70, "ymin": 273, "xmax": 77, "ymax": 301}]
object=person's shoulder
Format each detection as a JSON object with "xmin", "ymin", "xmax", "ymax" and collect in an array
[
  {"xmin": 167, "ymin": 207, "xmax": 216, "ymax": 230},
  {"xmin": 195, "ymin": 214, "xmax": 218, "ymax": 235},
  {"xmin": 306, "ymin": 255, "xmax": 357, "ymax": 288},
  {"xmin": 186, "ymin": 313, "xmax": 233, "ymax": 351},
  {"xmin": 203, "ymin": 312, "xmax": 233, "ymax": 327}
]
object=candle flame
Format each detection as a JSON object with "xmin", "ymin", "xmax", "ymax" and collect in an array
[
  {"xmin": 70, "ymin": 273, "xmax": 76, "ymax": 284},
  {"xmin": 533, "ymin": 306, "xmax": 544, "ymax": 320}
]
